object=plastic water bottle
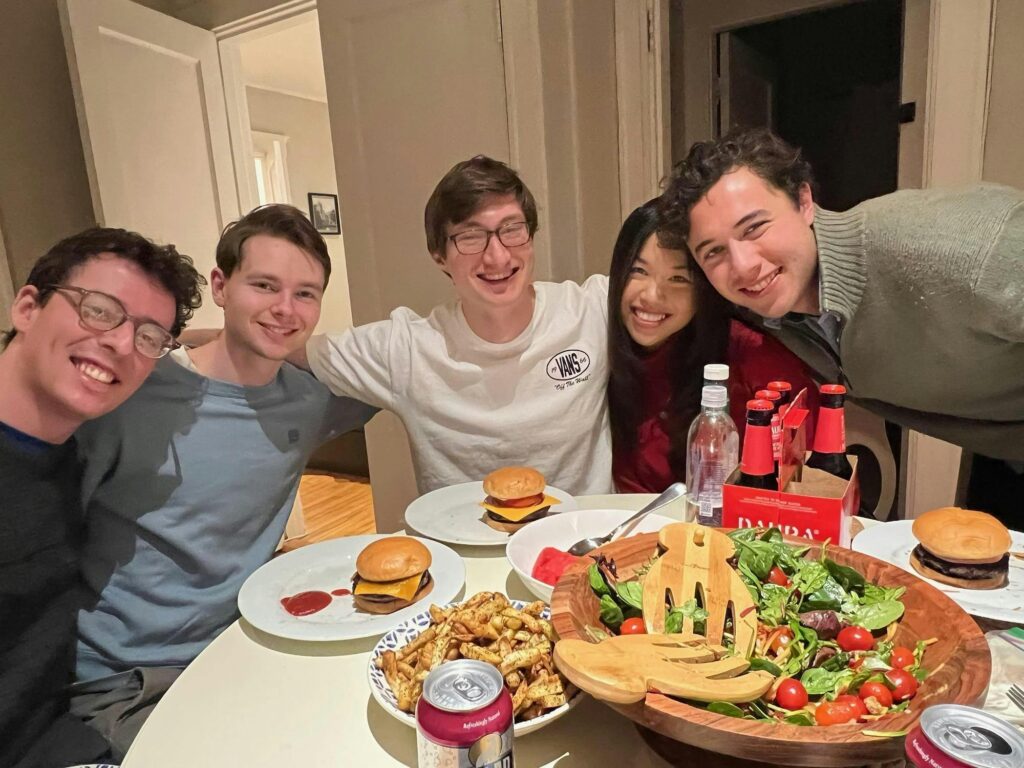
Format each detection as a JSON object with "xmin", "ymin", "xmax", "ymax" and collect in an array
[
  {"xmin": 685, "ymin": 385, "xmax": 739, "ymax": 526},
  {"xmin": 702, "ymin": 363, "xmax": 729, "ymax": 389}
]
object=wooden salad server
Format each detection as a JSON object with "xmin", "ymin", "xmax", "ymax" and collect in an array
[
  {"xmin": 553, "ymin": 633, "xmax": 775, "ymax": 705},
  {"xmin": 642, "ymin": 523, "xmax": 758, "ymax": 657}
]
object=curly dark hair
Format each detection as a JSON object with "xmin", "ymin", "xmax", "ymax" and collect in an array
[
  {"xmin": 424, "ymin": 155, "xmax": 538, "ymax": 262},
  {"xmin": 3, "ymin": 227, "xmax": 204, "ymax": 346},
  {"xmin": 659, "ymin": 127, "xmax": 815, "ymax": 250},
  {"xmin": 607, "ymin": 200, "xmax": 731, "ymax": 486}
]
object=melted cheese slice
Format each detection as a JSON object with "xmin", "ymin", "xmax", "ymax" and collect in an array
[
  {"xmin": 480, "ymin": 494, "xmax": 561, "ymax": 522},
  {"xmin": 354, "ymin": 572, "xmax": 422, "ymax": 601}
]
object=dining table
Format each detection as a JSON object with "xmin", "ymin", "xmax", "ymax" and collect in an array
[{"xmin": 119, "ymin": 494, "xmax": 1020, "ymax": 767}]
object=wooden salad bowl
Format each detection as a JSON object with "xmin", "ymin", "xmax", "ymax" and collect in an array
[{"xmin": 549, "ymin": 531, "xmax": 991, "ymax": 767}]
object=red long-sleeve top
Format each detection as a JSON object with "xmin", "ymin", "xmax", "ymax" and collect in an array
[{"xmin": 613, "ymin": 320, "xmax": 820, "ymax": 493}]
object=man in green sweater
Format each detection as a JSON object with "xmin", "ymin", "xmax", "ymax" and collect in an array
[{"xmin": 659, "ymin": 128, "xmax": 1024, "ymax": 511}]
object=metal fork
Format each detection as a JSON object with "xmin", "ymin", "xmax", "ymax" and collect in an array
[{"xmin": 1009, "ymin": 683, "xmax": 1024, "ymax": 714}]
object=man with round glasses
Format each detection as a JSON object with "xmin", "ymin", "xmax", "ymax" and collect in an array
[
  {"xmin": 305, "ymin": 155, "xmax": 611, "ymax": 494},
  {"xmin": 0, "ymin": 228, "xmax": 203, "ymax": 767}
]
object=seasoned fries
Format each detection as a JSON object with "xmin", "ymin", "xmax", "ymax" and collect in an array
[{"xmin": 375, "ymin": 591, "xmax": 575, "ymax": 721}]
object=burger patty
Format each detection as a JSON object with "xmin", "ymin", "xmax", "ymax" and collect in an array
[
  {"xmin": 351, "ymin": 571, "xmax": 432, "ymax": 602},
  {"xmin": 912, "ymin": 545, "xmax": 1009, "ymax": 580},
  {"xmin": 485, "ymin": 506, "xmax": 550, "ymax": 525}
]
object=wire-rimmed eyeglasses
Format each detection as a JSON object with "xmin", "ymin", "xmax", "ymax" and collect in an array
[{"xmin": 48, "ymin": 285, "xmax": 178, "ymax": 359}]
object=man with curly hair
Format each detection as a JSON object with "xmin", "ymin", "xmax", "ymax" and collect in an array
[
  {"xmin": 660, "ymin": 128, "xmax": 1024, "ymax": 484},
  {"xmin": 0, "ymin": 228, "xmax": 203, "ymax": 767}
]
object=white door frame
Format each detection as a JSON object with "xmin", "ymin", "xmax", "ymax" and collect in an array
[
  {"xmin": 623, "ymin": 0, "xmax": 996, "ymax": 517},
  {"xmin": 213, "ymin": 0, "xmax": 317, "ymax": 217},
  {"xmin": 614, "ymin": 0, "xmax": 670, "ymax": 218}
]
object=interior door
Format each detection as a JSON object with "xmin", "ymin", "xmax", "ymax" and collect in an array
[
  {"xmin": 716, "ymin": 30, "xmax": 778, "ymax": 135},
  {"xmin": 60, "ymin": 0, "xmax": 239, "ymax": 327},
  {"xmin": 318, "ymin": 0, "xmax": 511, "ymax": 531}
]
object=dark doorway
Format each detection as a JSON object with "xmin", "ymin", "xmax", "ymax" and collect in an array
[{"xmin": 716, "ymin": 0, "xmax": 903, "ymax": 211}]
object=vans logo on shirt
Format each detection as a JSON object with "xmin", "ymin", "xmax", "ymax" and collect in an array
[{"xmin": 546, "ymin": 349, "xmax": 591, "ymax": 381}]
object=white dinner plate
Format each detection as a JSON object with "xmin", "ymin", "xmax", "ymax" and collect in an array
[
  {"xmin": 852, "ymin": 519, "xmax": 1024, "ymax": 624},
  {"xmin": 237, "ymin": 535, "xmax": 465, "ymax": 641},
  {"xmin": 367, "ymin": 601, "xmax": 582, "ymax": 736},
  {"xmin": 506, "ymin": 508, "xmax": 680, "ymax": 602},
  {"xmin": 404, "ymin": 481, "xmax": 577, "ymax": 547}
]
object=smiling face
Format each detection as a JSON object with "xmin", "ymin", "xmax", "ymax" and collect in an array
[
  {"xmin": 9, "ymin": 254, "xmax": 176, "ymax": 429},
  {"xmin": 620, "ymin": 235, "xmax": 697, "ymax": 349},
  {"xmin": 686, "ymin": 166, "xmax": 820, "ymax": 318},
  {"xmin": 212, "ymin": 234, "xmax": 325, "ymax": 365},
  {"xmin": 436, "ymin": 194, "xmax": 535, "ymax": 321}
]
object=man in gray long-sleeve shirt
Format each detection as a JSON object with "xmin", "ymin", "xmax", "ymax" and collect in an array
[{"xmin": 659, "ymin": 128, "xmax": 1024, "ymax": 518}]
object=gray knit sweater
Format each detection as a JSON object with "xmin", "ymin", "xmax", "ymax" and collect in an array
[{"xmin": 767, "ymin": 184, "xmax": 1024, "ymax": 461}]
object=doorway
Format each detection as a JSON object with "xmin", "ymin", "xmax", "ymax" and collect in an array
[{"xmin": 716, "ymin": 0, "xmax": 903, "ymax": 211}]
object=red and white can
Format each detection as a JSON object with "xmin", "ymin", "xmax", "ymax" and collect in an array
[
  {"xmin": 905, "ymin": 704, "xmax": 1024, "ymax": 768},
  {"xmin": 416, "ymin": 659, "xmax": 515, "ymax": 768}
]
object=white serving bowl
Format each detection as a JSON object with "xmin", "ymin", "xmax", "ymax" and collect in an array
[{"xmin": 505, "ymin": 507, "xmax": 679, "ymax": 601}]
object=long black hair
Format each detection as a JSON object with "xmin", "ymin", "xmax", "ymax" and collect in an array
[{"xmin": 607, "ymin": 200, "xmax": 732, "ymax": 484}]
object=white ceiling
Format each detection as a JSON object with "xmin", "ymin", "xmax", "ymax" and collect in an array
[{"xmin": 239, "ymin": 14, "xmax": 327, "ymax": 103}]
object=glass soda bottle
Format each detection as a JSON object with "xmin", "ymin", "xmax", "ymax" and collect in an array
[
  {"xmin": 736, "ymin": 399, "xmax": 778, "ymax": 489},
  {"xmin": 685, "ymin": 385, "xmax": 739, "ymax": 526},
  {"xmin": 806, "ymin": 383, "xmax": 854, "ymax": 480}
]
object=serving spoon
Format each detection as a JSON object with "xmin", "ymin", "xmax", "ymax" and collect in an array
[{"xmin": 567, "ymin": 482, "xmax": 687, "ymax": 557}]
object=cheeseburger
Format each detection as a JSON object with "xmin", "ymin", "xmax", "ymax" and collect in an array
[
  {"xmin": 909, "ymin": 507, "xmax": 1011, "ymax": 590},
  {"xmin": 481, "ymin": 466, "xmax": 559, "ymax": 533},
  {"xmin": 352, "ymin": 537, "xmax": 433, "ymax": 614}
]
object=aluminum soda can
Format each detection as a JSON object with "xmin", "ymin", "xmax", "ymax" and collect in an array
[
  {"xmin": 416, "ymin": 659, "xmax": 515, "ymax": 768},
  {"xmin": 905, "ymin": 704, "xmax": 1024, "ymax": 768}
]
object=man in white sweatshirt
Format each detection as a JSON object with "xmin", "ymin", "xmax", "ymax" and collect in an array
[{"xmin": 306, "ymin": 156, "xmax": 612, "ymax": 494}]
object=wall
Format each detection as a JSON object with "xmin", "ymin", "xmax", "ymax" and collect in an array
[
  {"xmin": 982, "ymin": 0, "xmax": 1024, "ymax": 188},
  {"xmin": 133, "ymin": 0, "xmax": 284, "ymax": 30},
  {"xmin": 0, "ymin": 0, "xmax": 95, "ymax": 286},
  {"xmin": 246, "ymin": 86, "xmax": 353, "ymax": 333}
]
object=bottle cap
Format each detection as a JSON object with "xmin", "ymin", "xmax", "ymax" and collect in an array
[
  {"xmin": 746, "ymin": 398, "xmax": 774, "ymax": 412},
  {"xmin": 820, "ymin": 384, "xmax": 847, "ymax": 395},
  {"xmin": 766, "ymin": 380, "xmax": 792, "ymax": 393},
  {"xmin": 703, "ymin": 363, "xmax": 729, "ymax": 382},
  {"xmin": 755, "ymin": 388, "xmax": 781, "ymax": 403},
  {"xmin": 701, "ymin": 385, "xmax": 728, "ymax": 408}
]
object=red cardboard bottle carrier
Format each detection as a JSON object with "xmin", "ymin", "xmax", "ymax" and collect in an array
[{"xmin": 722, "ymin": 388, "xmax": 860, "ymax": 547}]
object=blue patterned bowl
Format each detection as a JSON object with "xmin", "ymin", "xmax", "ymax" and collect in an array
[{"xmin": 367, "ymin": 600, "xmax": 582, "ymax": 736}]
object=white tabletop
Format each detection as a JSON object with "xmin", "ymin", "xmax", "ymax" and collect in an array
[{"xmin": 121, "ymin": 494, "xmax": 677, "ymax": 767}]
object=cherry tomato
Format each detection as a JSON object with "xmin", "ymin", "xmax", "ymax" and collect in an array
[
  {"xmin": 858, "ymin": 681, "xmax": 894, "ymax": 708},
  {"xmin": 885, "ymin": 668, "xmax": 919, "ymax": 702},
  {"xmin": 834, "ymin": 694, "xmax": 868, "ymax": 720},
  {"xmin": 768, "ymin": 627, "xmax": 795, "ymax": 654},
  {"xmin": 620, "ymin": 617, "xmax": 647, "ymax": 635},
  {"xmin": 889, "ymin": 646, "xmax": 916, "ymax": 670},
  {"xmin": 774, "ymin": 678, "xmax": 808, "ymax": 710},
  {"xmin": 767, "ymin": 566, "xmax": 791, "ymax": 587},
  {"xmin": 836, "ymin": 625, "xmax": 874, "ymax": 652},
  {"xmin": 814, "ymin": 699, "xmax": 859, "ymax": 726}
]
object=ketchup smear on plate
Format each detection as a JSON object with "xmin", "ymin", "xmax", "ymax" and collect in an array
[{"xmin": 280, "ymin": 588, "xmax": 351, "ymax": 616}]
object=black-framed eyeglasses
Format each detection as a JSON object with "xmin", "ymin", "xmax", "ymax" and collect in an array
[
  {"xmin": 447, "ymin": 220, "xmax": 531, "ymax": 256},
  {"xmin": 47, "ymin": 285, "xmax": 178, "ymax": 359}
]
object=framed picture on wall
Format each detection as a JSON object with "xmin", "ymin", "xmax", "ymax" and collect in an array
[{"xmin": 308, "ymin": 193, "xmax": 341, "ymax": 235}]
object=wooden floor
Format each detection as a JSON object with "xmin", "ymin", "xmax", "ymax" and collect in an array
[{"xmin": 278, "ymin": 472, "xmax": 376, "ymax": 553}]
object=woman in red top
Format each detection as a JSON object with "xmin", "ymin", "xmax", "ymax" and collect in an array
[{"xmin": 608, "ymin": 200, "xmax": 818, "ymax": 493}]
